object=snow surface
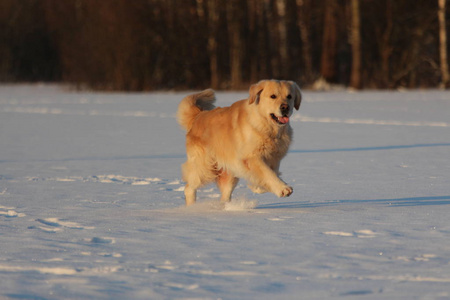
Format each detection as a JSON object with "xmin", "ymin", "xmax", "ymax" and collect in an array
[{"xmin": 1, "ymin": 84, "xmax": 450, "ymax": 299}]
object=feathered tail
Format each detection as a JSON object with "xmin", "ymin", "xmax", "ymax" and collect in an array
[{"xmin": 176, "ymin": 89, "xmax": 216, "ymax": 131}]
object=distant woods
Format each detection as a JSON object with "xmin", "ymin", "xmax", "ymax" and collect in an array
[{"xmin": 1, "ymin": 0, "xmax": 449, "ymax": 90}]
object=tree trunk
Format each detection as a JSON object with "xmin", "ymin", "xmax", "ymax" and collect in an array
[
  {"xmin": 438, "ymin": 0, "xmax": 449, "ymax": 88},
  {"xmin": 264, "ymin": 0, "xmax": 278, "ymax": 78},
  {"xmin": 379, "ymin": 1, "xmax": 393, "ymax": 87},
  {"xmin": 320, "ymin": 0, "xmax": 338, "ymax": 81},
  {"xmin": 256, "ymin": 0, "xmax": 270, "ymax": 78},
  {"xmin": 349, "ymin": 0, "xmax": 361, "ymax": 89},
  {"xmin": 248, "ymin": 0, "xmax": 259, "ymax": 82},
  {"xmin": 296, "ymin": 0, "xmax": 313, "ymax": 80},
  {"xmin": 206, "ymin": 0, "xmax": 219, "ymax": 89},
  {"xmin": 226, "ymin": 0, "xmax": 242, "ymax": 89},
  {"xmin": 276, "ymin": 0, "xmax": 288, "ymax": 78}
]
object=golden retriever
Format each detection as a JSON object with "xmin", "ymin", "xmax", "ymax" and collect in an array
[{"xmin": 177, "ymin": 79, "xmax": 302, "ymax": 205}]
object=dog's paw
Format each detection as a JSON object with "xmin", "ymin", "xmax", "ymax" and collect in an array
[{"xmin": 280, "ymin": 186, "xmax": 293, "ymax": 197}]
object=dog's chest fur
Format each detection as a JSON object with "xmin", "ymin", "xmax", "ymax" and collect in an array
[{"xmin": 256, "ymin": 126, "xmax": 292, "ymax": 161}]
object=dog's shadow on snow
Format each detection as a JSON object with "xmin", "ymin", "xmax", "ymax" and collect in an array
[{"xmin": 256, "ymin": 195, "xmax": 450, "ymax": 209}]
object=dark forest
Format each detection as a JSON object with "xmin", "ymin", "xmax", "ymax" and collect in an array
[{"xmin": 1, "ymin": 0, "xmax": 449, "ymax": 90}]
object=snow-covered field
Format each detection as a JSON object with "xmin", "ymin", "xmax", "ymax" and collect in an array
[{"xmin": 1, "ymin": 84, "xmax": 450, "ymax": 299}]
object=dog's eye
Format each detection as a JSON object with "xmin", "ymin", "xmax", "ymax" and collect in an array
[
  {"xmin": 270, "ymin": 94, "xmax": 277, "ymax": 99},
  {"xmin": 287, "ymin": 94, "xmax": 292, "ymax": 99}
]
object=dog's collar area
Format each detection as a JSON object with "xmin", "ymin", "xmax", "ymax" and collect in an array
[{"xmin": 270, "ymin": 113, "xmax": 289, "ymax": 125}]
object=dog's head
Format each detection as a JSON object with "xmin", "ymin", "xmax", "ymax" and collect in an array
[{"xmin": 248, "ymin": 80, "xmax": 302, "ymax": 126}]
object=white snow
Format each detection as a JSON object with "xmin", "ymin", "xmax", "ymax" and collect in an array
[{"xmin": 1, "ymin": 84, "xmax": 450, "ymax": 299}]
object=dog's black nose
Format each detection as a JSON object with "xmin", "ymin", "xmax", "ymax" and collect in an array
[{"xmin": 280, "ymin": 103, "xmax": 289, "ymax": 114}]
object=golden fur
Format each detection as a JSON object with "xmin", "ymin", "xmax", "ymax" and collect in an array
[{"xmin": 177, "ymin": 79, "xmax": 302, "ymax": 205}]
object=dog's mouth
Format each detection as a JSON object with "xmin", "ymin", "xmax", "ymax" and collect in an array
[{"xmin": 270, "ymin": 113, "xmax": 289, "ymax": 125}]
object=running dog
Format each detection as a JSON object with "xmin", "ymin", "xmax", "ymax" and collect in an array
[{"xmin": 177, "ymin": 79, "xmax": 302, "ymax": 205}]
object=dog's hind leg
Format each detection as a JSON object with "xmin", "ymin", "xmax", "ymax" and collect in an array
[
  {"xmin": 182, "ymin": 156, "xmax": 216, "ymax": 205},
  {"xmin": 182, "ymin": 161, "xmax": 202, "ymax": 205},
  {"xmin": 184, "ymin": 183, "xmax": 198, "ymax": 206},
  {"xmin": 216, "ymin": 170, "xmax": 239, "ymax": 202}
]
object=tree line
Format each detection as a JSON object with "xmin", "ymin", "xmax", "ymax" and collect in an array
[{"xmin": 0, "ymin": 0, "xmax": 449, "ymax": 90}]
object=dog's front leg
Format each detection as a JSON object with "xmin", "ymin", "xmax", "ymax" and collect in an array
[
  {"xmin": 243, "ymin": 158, "xmax": 293, "ymax": 197},
  {"xmin": 248, "ymin": 161, "xmax": 282, "ymax": 194}
]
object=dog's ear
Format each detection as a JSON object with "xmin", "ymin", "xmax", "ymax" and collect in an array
[
  {"xmin": 289, "ymin": 81, "xmax": 302, "ymax": 110},
  {"xmin": 248, "ymin": 81, "xmax": 265, "ymax": 105}
]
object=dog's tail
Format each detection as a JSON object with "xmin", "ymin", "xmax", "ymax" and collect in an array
[{"xmin": 177, "ymin": 89, "xmax": 216, "ymax": 131}]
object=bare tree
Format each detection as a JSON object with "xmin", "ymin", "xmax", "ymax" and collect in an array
[
  {"xmin": 264, "ymin": 0, "xmax": 279, "ymax": 78},
  {"xmin": 320, "ymin": 0, "xmax": 338, "ymax": 82},
  {"xmin": 296, "ymin": 0, "xmax": 313, "ymax": 80},
  {"xmin": 378, "ymin": 1, "xmax": 393, "ymax": 87},
  {"xmin": 276, "ymin": 0, "xmax": 289, "ymax": 79},
  {"xmin": 349, "ymin": 0, "xmax": 361, "ymax": 89},
  {"xmin": 247, "ymin": 0, "xmax": 259, "ymax": 82},
  {"xmin": 206, "ymin": 0, "xmax": 220, "ymax": 89},
  {"xmin": 438, "ymin": 0, "xmax": 449, "ymax": 87},
  {"xmin": 226, "ymin": 0, "xmax": 242, "ymax": 89}
]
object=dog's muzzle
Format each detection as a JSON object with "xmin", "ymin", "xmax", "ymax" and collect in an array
[{"xmin": 280, "ymin": 103, "xmax": 290, "ymax": 115}]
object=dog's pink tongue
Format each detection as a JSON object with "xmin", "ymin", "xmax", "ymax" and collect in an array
[{"xmin": 278, "ymin": 116, "xmax": 289, "ymax": 124}]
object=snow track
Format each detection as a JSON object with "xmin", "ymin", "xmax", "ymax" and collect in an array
[{"xmin": 3, "ymin": 105, "xmax": 450, "ymax": 127}]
